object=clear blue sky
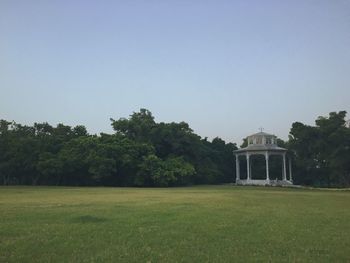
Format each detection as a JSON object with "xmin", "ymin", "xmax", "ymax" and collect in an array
[{"xmin": 1, "ymin": 0, "xmax": 349, "ymax": 145}]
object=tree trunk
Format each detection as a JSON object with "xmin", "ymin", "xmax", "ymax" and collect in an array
[{"xmin": 32, "ymin": 174, "xmax": 41, "ymax": 186}]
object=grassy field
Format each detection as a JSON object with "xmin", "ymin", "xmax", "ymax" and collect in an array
[{"xmin": 0, "ymin": 186, "xmax": 349, "ymax": 262}]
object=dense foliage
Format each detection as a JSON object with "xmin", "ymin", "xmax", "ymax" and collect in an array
[
  {"xmin": 288, "ymin": 111, "xmax": 350, "ymax": 187},
  {"xmin": 0, "ymin": 109, "xmax": 236, "ymax": 186},
  {"xmin": 0, "ymin": 109, "xmax": 349, "ymax": 187}
]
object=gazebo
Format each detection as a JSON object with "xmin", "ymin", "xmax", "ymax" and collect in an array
[{"xmin": 234, "ymin": 131, "xmax": 293, "ymax": 186}]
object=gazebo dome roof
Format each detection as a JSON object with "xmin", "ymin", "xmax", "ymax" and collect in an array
[
  {"xmin": 247, "ymin": 131, "xmax": 275, "ymax": 138},
  {"xmin": 234, "ymin": 130, "xmax": 287, "ymax": 153}
]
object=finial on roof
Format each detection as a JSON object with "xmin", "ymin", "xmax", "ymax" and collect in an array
[{"xmin": 259, "ymin": 127, "xmax": 264, "ymax": 132}]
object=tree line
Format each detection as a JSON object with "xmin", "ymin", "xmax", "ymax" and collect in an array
[
  {"xmin": 0, "ymin": 109, "xmax": 349, "ymax": 187},
  {"xmin": 0, "ymin": 109, "xmax": 236, "ymax": 186}
]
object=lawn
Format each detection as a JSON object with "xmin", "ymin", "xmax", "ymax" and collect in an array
[{"xmin": 0, "ymin": 186, "xmax": 349, "ymax": 262}]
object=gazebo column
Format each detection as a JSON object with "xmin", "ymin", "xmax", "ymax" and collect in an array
[
  {"xmin": 289, "ymin": 157, "xmax": 293, "ymax": 182},
  {"xmin": 249, "ymin": 158, "xmax": 252, "ymax": 179},
  {"xmin": 265, "ymin": 152, "xmax": 270, "ymax": 181},
  {"xmin": 246, "ymin": 153, "xmax": 250, "ymax": 180},
  {"xmin": 282, "ymin": 153, "xmax": 287, "ymax": 181},
  {"xmin": 235, "ymin": 154, "xmax": 240, "ymax": 182}
]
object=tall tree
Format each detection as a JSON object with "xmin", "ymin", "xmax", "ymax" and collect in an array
[{"xmin": 288, "ymin": 111, "xmax": 350, "ymax": 187}]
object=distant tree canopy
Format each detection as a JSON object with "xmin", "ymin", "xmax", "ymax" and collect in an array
[
  {"xmin": 288, "ymin": 111, "xmax": 350, "ymax": 187},
  {"xmin": 0, "ymin": 109, "xmax": 236, "ymax": 187},
  {"xmin": 0, "ymin": 109, "xmax": 348, "ymax": 187}
]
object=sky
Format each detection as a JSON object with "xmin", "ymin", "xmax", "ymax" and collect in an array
[{"xmin": 1, "ymin": 0, "xmax": 349, "ymax": 145}]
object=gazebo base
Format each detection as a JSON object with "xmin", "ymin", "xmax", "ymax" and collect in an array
[{"xmin": 236, "ymin": 179, "xmax": 293, "ymax": 186}]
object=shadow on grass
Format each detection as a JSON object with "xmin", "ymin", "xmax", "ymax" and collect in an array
[{"xmin": 71, "ymin": 215, "xmax": 108, "ymax": 224}]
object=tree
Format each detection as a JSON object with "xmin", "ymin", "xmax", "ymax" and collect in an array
[
  {"xmin": 136, "ymin": 155, "xmax": 195, "ymax": 187},
  {"xmin": 111, "ymin": 108, "xmax": 156, "ymax": 142},
  {"xmin": 288, "ymin": 111, "xmax": 350, "ymax": 187}
]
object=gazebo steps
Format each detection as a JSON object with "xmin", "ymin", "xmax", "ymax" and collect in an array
[{"xmin": 236, "ymin": 179, "xmax": 293, "ymax": 186}]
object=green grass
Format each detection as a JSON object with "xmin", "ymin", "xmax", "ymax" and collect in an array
[{"xmin": 0, "ymin": 186, "xmax": 349, "ymax": 262}]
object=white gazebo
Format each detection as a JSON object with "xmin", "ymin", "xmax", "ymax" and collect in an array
[{"xmin": 234, "ymin": 131, "xmax": 293, "ymax": 186}]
